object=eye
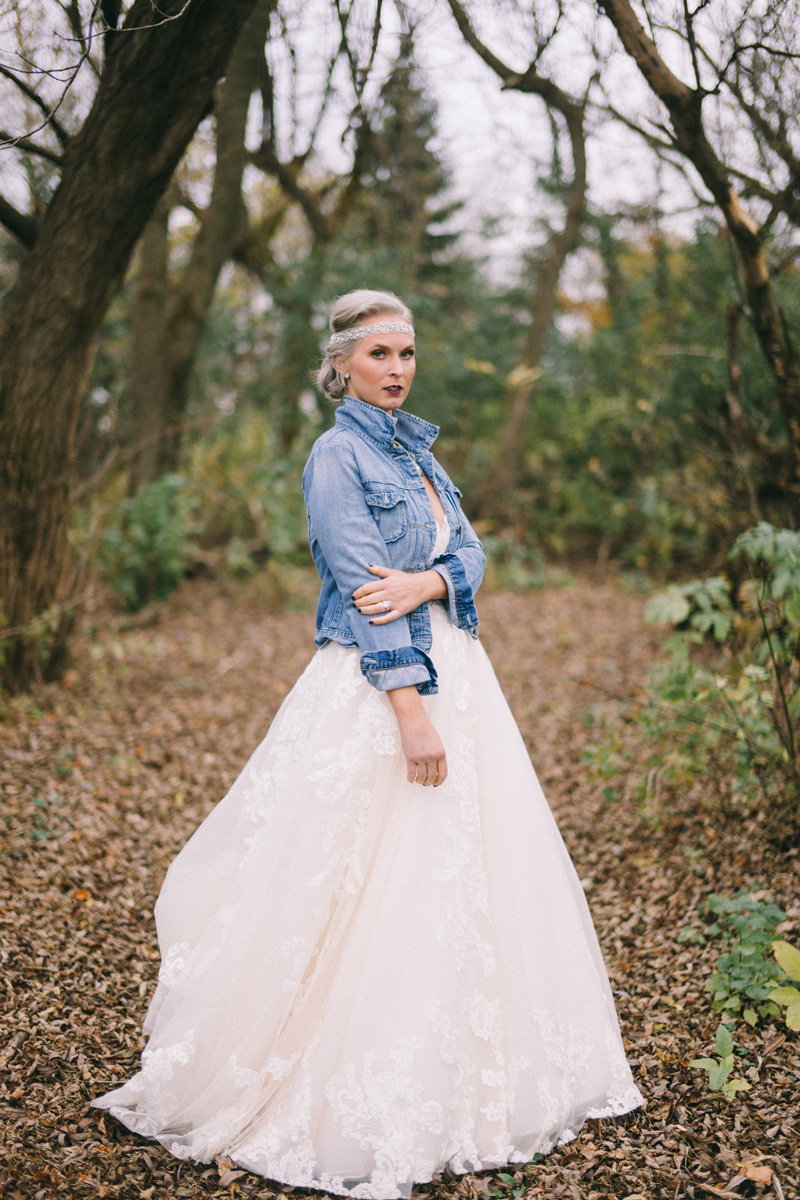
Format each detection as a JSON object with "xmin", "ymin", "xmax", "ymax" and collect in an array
[
  {"xmin": 371, "ymin": 348, "xmax": 386, "ymax": 358},
  {"xmin": 401, "ymin": 348, "xmax": 415, "ymax": 358}
]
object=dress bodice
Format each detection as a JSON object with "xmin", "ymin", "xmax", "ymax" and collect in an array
[{"xmin": 429, "ymin": 517, "xmax": 450, "ymax": 563}]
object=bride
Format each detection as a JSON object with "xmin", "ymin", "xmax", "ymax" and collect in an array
[{"xmin": 93, "ymin": 288, "xmax": 643, "ymax": 1197}]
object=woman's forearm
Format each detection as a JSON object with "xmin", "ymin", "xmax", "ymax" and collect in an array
[
  {"xmin": 387, "ymin": 684, "xmax": 427, "ymax": 725},
  {"xmin": 419, "ymin": 568, "xmax": 448, "ymax": 603},
  {"xmin": 387, "ymin": 685, "xmax": 447, "ymax": 786}
]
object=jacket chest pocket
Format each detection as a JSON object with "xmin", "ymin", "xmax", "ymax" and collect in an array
[{"xmin": 364, "ymin": 489, "xmax": 408, "ymax": 543}]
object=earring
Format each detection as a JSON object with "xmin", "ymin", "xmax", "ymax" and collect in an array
[{"xmin": 343, "ymin": 372, "xmax": 349, "ymax": 378}]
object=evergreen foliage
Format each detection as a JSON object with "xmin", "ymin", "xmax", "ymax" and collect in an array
[{"xmin": 345, "ymin": 47, "xmax": 462, "ymax": 278}]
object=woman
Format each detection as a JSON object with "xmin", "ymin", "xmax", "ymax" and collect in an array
[{"xmin": 93, "ymin": 289, "xmax": 643, "ymax": 1197}]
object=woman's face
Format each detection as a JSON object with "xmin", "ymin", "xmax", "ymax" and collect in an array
[{"xmin": 335, "ymin": 315, "xmax": 416, "ymax": 412}]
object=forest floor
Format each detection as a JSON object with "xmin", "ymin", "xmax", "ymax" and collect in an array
[{"xmin": 1, "ymin": 572, "xmax": 798, "ymax": 1200}]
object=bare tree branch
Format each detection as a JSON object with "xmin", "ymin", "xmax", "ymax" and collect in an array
[
  {"xmin": 724, "ymin": 73, "xmax": 800, "ymax": 180},
  {"xmin": 251, "ymin": 141, "xmax": 332, "ymax": 242},
  {"xmin": 596, "ymin": 94, "xmax": 676, "ymax": 154},
  {"xmin": 363, "ymin": 0, "xmax": 385, "ymax": 89},
  {"xmin": 0, "ymin": 131, "xmax": 62, "ymax": 165},
  {"xmin": 1, "ymin": 0, "xmax": 213, "ymax": 154},
  {"xmin": 0, "ymin": 63, "xmax": 69, "ymax": 148},
  {"xmin": 683, "ymin": 0, "xmax": 705, "ymax": 93},
  {"xmin": 446, "ymin": 0, "xmax": 515, "ymax": 82},
  {"xmin": 251, "ymin": 6, "xmax": 385, "ymax": 249},
  {"xmin": 61, "ymin": 0, "xmax": 92, "ymax": 49},
  {"xmin": 0, "ymin": 194, "xmax": 38, "ymax": 247}
]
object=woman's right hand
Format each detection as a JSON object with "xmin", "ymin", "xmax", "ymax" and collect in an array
[{"xmin": 387, "ymin": 686, "xmax": 448, "ymax": 786}]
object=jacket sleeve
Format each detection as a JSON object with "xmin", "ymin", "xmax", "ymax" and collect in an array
[
  {"xmin": 303, "ymin": 440, "xmax": 437, "ymax": 694},
  {"xmin": 431, "ymin": 490, "xmax": 485, "ymax": 634}
]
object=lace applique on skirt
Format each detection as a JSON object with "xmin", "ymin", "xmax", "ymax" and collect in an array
[{"xmin": 93, "ymin": 604, "xmax": 643, "ymax": 1197}]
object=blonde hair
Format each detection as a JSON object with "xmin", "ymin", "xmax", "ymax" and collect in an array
[{"xmin": 316, "ymin": 289, "xmax": 414, "ymax": 401}]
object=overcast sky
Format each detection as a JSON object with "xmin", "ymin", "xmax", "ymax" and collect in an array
[
  {"xmin": 0, "ymin": 0, "xmax": 721, "ymax": 291},
  {"xmin": 414, "ymin": 2, "xmax": 704, "ymax": 279},
  {"xmin": 266, "ymin": 0, "xmax": 700, "ymax": 284}
]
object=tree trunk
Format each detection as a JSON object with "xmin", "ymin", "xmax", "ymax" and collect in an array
[
  {"xmin": 445, "ymin": 0, "xmax": 588, "ymax": 511},
  {"xmin": 0, "ymin": 0, "xmax": 259, "ymax": 689},
  {"xmin": 723, "ymin": 301, "xmax": 762, "ymax": 523},
  {"xmin": 266, "ymin": 249, "xmax": 332, "ymax": 453},
  {"xmin": 127, "ymin": 200, "xmax": 171, "ymax": 493},
  {"xmin": 494, "ymin": 99, "xmax": 586, "ymax": 502},
  {"xmin": 598, "ymin": 0, "xmax": 800, "ymax": 511},
  {"xmin": 127, "ymin": 0, "xmax": 273, "ymax": 487}
]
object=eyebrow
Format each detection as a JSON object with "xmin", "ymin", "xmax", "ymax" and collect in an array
[{"xmin": 366, "ymin": 341, "xmax": 415, "ymax": 349}]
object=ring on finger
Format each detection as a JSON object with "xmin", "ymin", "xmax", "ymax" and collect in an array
[{"xmin": 380, "ymin": 600, "xmax": 391, "ymax": 612}]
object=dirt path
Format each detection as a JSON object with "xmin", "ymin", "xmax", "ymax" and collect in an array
[{"xmin": 1, "ymin": 577, "xmax": 797, "ymax": 1199}]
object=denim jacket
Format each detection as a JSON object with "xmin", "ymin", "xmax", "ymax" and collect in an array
[{"xmin": 302, "ymin": 395, "xmax": 486, "ymax": 695}]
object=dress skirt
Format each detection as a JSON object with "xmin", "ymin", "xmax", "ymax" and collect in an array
[{"xmin": 92, "ymin": 603, "xmax": 643, "ymax": 1197}]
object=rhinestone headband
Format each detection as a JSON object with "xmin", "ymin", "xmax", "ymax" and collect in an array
[{"xmin": 328, "ymin": 321, "xmax": 414, "ymax": 347}]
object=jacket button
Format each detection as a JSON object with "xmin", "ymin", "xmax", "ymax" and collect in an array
[{"xmin": 457, "ymin": 524, "xmax": 462, "ymax": 534}]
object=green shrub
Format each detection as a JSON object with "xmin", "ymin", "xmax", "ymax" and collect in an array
[
  {"xmin": 182, "ymin": 410, "xmax": 312, "ymax": 564},
  {"xmin": 645, "ymin": 575, "xmax": 733, "ymax": 641},
  {"xmin": 686, "ymin": 891, "xmax": 788, "ymax": 1025},
  {"xmin": 100, "ymin": 475, "xmax": 195, "ymax": 610},
  {"xmin": 480, "ymin": 534, "xmax": 570, "ymax": 591},
  {"xmin": 634, "ymin": 523, "xmax": 800, "ymax": 819}
]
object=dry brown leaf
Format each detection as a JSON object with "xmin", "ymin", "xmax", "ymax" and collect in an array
[
  {"xmin": 218, "ymin": 1169, "xmax": 247, "ymax": 1185},
  {"xmin": 740, "ymin": 1161, "xmax": 773, "ymax": 1184}
]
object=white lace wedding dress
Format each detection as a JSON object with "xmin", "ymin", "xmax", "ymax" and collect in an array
[{"xmin": 93, "ymin": 520, "xmax": 643, "ymax": 1196}]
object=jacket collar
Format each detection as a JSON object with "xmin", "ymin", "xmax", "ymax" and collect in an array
[{"xmin": 336, "ymin": 395, "xmax": 439, "ymax": 454}]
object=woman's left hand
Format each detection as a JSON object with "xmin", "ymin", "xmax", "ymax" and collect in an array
[{"xmin": 353, "ymin": 564, "xmax": 446, "ymax": 623}]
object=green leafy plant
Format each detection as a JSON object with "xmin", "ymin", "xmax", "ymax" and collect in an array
[
  {"xmin": 636, "ymin": 523, "xmax": 800, "ymax": 820},
  {"xmin": 29, "ymin": 795, "xmax": 55, "ymax": 843},
  {"xmin": 485, "ymin": 1159, "xmax": 544, "ymax": 1198},
  {"xmin": 100, "ymin": 475, "xmax": 195, "ymax": 611},
  {"xmin": 582, "ymin": 728, "xmax": 627, "ymax": 784},
  {"xmin": 770, "ymin": 940, "xmax": 800, "ymax": 1031},
  {"xmin": 703, "ymin": 894, "xmax": 787, "ymax": 1024},
  {"xmin": 689, "ymin": 1022, "xmax": 752, "ymax": 1100},
  {"xmin": 645, "ymin": 575, "xmax": 733, "ymax": 642},
  {"xmin": 682, "ymin": 891, "xmax": 787, "ymax": 1025},
  {"xmin": 489, "ymin": 1172, "xmax": 525, "ymax": 1198},
  {"xmin": 481, "ymin": 535, "xmax": 547, "ymax": 591}
]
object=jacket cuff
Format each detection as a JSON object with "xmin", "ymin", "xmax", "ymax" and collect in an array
[
  {"xmin": 432, "ymin": 555, "xmax": 479, "ymax": 631},
  {"xmin": 359, "ymin": 646, "xmax": 438, "ymax": 695}
]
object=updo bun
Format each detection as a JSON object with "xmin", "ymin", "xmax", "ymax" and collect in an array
[{"xmin": 315, "ymin": 289, "xmax": 414, "ymax": 401}]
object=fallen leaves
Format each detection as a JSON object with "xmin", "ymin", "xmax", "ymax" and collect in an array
[
  {"xmin": 736, "ymin": 1161, "xmax": 773, "ymax": 1186},
  {"xmin": 0, "ymin": 575, "xmax": 798, "ymax": 1199}
]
